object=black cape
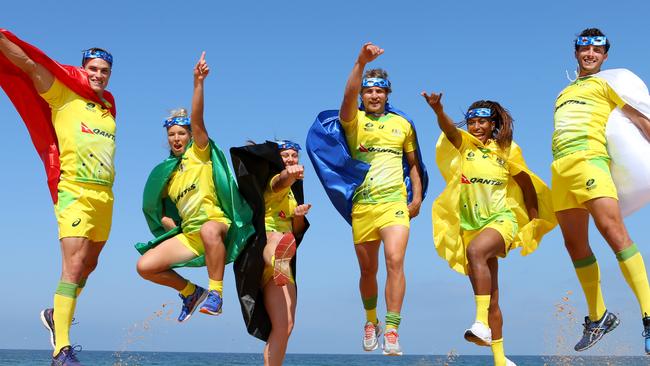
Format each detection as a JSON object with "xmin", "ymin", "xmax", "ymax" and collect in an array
[{"xmin": 230, "ymin": 141, "xmax": 309, "ymax": 341}]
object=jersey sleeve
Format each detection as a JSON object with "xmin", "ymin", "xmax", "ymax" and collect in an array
[
  {"xmin": 190, "ymin": 141, "xmax": 211, "ymax": 162},
  {"xmin": 403, "ymin": 122, "xmax": 417, "ymax": 153},
  {"xmin": 604, "ymin": 80, "xmax": 626, "ymax": 108},
  {"xmin": 340, "ymin": 109, "xmax": 359, "ymax": 126},
  {"xmin": 39, "ymin": 78, "xmax": 71, "ymax": 109}
]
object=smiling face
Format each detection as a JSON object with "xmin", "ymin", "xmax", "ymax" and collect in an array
[
  {"xmin": 361, "ymin": 86, "xmax": 388, "ymax": 115},
  {"xmin": 467, "ymin": 117, "xmax": 495, "ymax": 144},
  {"xmin": 280, "ymin": 148, "xmax": 299, "ymax": 167},
  {"xmin": 83, "ymin": 58, "xmax": 111, "ymax": 95},
  {"xmin": 167, "ymin": 125, "xmax": 191, "ymax": 156},
  {"xmin": 575, "ymin": 45, "xmax": 608, "ymax": 77}
]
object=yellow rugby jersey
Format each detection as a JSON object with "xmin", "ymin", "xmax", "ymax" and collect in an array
[
  {"xmin": 166, "ymin": 142, "xmax": 223, "ymax": 233},
  {"xmin": 341, "ymin": 110, "xmax": 417, "ymax": 204},
  {"xmin": 458, "ymin": 134, "xmax": 515, "ymax": 231},
  {"xmin": 40, "ymin": 78, "xmax": 116, "ymax": 186},
  {"xmin": 264, "ymin": 174, "xmax": 298, "ymax": 232},
  {"xmin": 553, "ymin": 76, "xmax": 625, "ymax": 160}
]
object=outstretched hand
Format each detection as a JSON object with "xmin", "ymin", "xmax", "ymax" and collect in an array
[
  {"xmin": 194, "ymin": 51, "xmax": 210, "ymax": 81},
  {"xmin": 421, "ymin": 91, "xmax": 444, "ymax": 113},
  {"xmin": 357, "ymin": 42, "xmax": 384, "ymax": 65}
]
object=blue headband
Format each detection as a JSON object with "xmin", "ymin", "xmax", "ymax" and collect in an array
[
  {"xmin": 82, "ymin": 49, "xmax": 113, "ymax": 66},
  {"xmin": 465, "ymin": 108, "xmax": 492, "ymax": 120},
  {"xmin": 362, "ymin": 77, "xmax": 391, "ymax": 89},
  {"xmin": 276, "ymin": 140, "xmax": 301, "ymax": 151},
  {"xmin": 163, "ymin": 116, "xmax": 191, "ymax": 128},
  {"xmin": 575, "ymin": 36, "xmax": 607, "ymax": 46}
]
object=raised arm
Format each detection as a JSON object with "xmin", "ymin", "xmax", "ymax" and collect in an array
[
  {"xmin": 0, "ymin": 32, "xmax": 53, "ymax": 93},
  {"xmin": 421, "ymin": 91, "xmax": 462, "ymax": 148},
  {"xmin": 271, "ymin": 164, "xmax": 304, "ymax": 193},
  {"xmin": 513, "ymin": 172, "xmax": 539, "ymax": 220},
  {"xmin": 190, "ymin": 51, "xmax": 209, "ymax": 149},
  {"xmin": 339, "ymin": 43, "xmax": 384, "ymax": 122},
  {"xmin": 621, "ymin": 104, "xmax": 650, "ymax": 141}
]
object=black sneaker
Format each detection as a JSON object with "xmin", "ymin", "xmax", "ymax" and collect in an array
[
  {"xmin": 51, "ymin": 345, "xmax": 82, "ymax": 366},
  {"xmin": 40, "ymin": 308, "xmax": 55, "ymax": 349},
  {"xmin": 574, "ymin": 310, "xmax": 619, "ymax": 351}
]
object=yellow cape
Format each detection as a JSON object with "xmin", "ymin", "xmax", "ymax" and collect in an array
[{"xmin": 432, "ymin": 130, "xmax": 557, "ymax": 275}]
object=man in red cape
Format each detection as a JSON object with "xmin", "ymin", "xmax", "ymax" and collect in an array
[{"xmin": 0, "ymin": 29, "xmax": 117, "ymax": 366}]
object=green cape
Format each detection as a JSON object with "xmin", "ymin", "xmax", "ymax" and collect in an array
[{"xmin": 135, "ymin": 140, "xmax": 254, "ymax": 268}]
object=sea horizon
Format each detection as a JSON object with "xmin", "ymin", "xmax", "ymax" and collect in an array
[{"xmin": 1, "ymin": 349, "xmax": 648, "ymax": 366}]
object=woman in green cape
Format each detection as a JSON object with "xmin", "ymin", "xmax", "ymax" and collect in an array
[{"xmin": 136, "ymin": 52, "xmax": 237, "ymax": 322}]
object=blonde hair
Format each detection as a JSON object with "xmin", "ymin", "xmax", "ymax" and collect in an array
[{"xmin": 168, "ymin": 107, "xmax": 188, "ymax": 119}]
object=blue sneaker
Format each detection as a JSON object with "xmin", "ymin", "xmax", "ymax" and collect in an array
[
  {"xmin": 40, "ymin": 308, "xmax": 56, "ymax": 349},
  {"xmin": 177, "ymin": 286, "xmax": 207, "ymax": 322},
  {"xmin": 642, "ymin": 316, "xmax": 650, "ymax": 354},
  {"xmin": 51, "ymin": 345, "xmax": 82, "ymax": 366},
  {"xmin": 574, "ymin": 310, "xmax": 619, "ymax": 351},
  {"xmin": 199, "ymin": 290, "xmax": 223, "ymax": 315}
]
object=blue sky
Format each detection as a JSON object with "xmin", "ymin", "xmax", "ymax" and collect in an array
[{"xmin": 2, "ymin": 0, "xmax": 650, "ymax": 358}]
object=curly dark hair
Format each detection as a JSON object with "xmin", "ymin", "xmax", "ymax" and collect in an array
[{"xmin": 574, "ymin": 28, "xmax": 610, "ymax": 53}]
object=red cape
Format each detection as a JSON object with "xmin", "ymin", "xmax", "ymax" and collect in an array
[{"xmin": 0, "ymin": 29, "xmax": 116, "ymax": 203}]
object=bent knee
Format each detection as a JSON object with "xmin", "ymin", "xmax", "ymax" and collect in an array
[{"xmin": 200, "ymin": 222, "xmax": 227, "ymax": 245}]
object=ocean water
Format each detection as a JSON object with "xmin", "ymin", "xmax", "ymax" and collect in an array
[{"xmin": 0, "ymin": 350, "xmax": 648, "ymax": 366}]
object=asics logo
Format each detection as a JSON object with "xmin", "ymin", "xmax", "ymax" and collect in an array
[{"xmin": 72, "ymin": 218, "xmax": 81, "ymax": 227}]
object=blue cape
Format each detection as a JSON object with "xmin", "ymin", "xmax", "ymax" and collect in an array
[{"xmin": 306, "ymin": 104, "xmax": 429, "ymax": 224}]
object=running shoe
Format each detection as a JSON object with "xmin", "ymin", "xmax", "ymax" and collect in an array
[
  {"xmin": 51, "ymin": 345, "xmax": 82, "ymax": 366},
  {"xmin": 362, "ymin": 321, "xmax": 382, "ymax": 351},
  {"xmin": 505, "ymin": 357, "xmax": 517, "ymax": 366},
  {"xmin": 574, "ymin": 310, "xmax": 619, "ymax": 351},
  {"xmin": 273, "ymin": 232, "xmax": 296, "ymax": 286},
  {"xmin": 199, "ymin": 290, "xmax": 223, "ymax": 316},
  {"xmin": 177, "ymin": 285, "xmax": 207, "ymax": 322},
  {"xmin": 464, "ymin": 321, "xmax": 492, "ymax": 346},
  {"xmin": 643, "ymin": 315, "xmax": 650, "ymax": 354},
  {"xmin": 382, "ymin": 329, "xmax": 403, "ymax": 356},
  {"xmin": 41, "ymin": 308, "xmax": 56, "ymax": 349}
]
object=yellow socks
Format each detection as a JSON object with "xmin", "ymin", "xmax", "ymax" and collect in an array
[
  {"xmin": 362, "ymin": 295, "xmax": 378, "ymax": 324},
  {"xmin": 475, "ymin": 295, "xmax": 490, "ymax": 325},
  {"xmin": 617, "ymin": 244, "xmax": 650, "ymax": 316},
  {"xmin": 209, "ymin": 279, "xmax": 223, "ymax": 297},
  {"xmin": 53, "ymin": 281, "xmax": 78, "ymax": 356},
  {"xmin": 491, "ymin": 338, "xmax": 506, "ymax": 366},
  {"xmin": 180, "ymin": 281, "xmax": 196, "ymax": 297},
  {"xmin": 573, "ymin": 255, "xmax": 606, "ymax": 321}
]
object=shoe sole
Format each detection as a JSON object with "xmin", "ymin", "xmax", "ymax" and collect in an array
[
  {"xmin": 382, "ymin": 349, "xmax": 403, "ymax": 356},
  {"xmin": 273, "ymin": 233, "xmax": 296, "ymax": 286},
  {"xmin": 179, "ymin": 290, "xmax": 209, "ymax": 323},
  {"xmin": 574, "ymin": 317, "xmax": 620, "ymax": 352},
  {"xmin": 199, "ymin": 308, "xmax": 222, "ymax": 316},
  {"xmin": 464, "ymin": 330, "xmax": 491, "ymax": 347},
  {"xmin": 40, "ymin": 310, "xmax": 55, "ymax": 349}
]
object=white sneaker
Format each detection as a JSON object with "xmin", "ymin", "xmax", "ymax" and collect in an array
[
  {"xmin": 362, "ymin": 321, "xmax": 382, "ymax": 351},
  {"xmin": 382, "ymin": 329, "xmax": 403, "ymax": 356},
  {"xmin": 506, "ymin": 357, "xmax": 517, "ymax": 366},
  {"xmin": 464, "ymin": 321, "xmax": 492, "ymax": 346}
]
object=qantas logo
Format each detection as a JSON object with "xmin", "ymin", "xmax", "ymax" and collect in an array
[
  {"xmin": 279, "ymin": 210, "xmax": 286, "ymax": 219},
  {"xmin": 461, "ymin": 175, "xmax": 503, "ymax": 186},
  {"xmin": 358, "ymin": 144, "xmax": 401, "ymax": 155},
  {"xmin": 81, "ymin": 122, "xmax": 95, "ymax": 134},
  {"xmin": 80, "ymin": 122, "xmax": 115, "ymax": 141},
  {"xmin": 174, "ymin": 183, "xmax": 197, "ymax": 202}
]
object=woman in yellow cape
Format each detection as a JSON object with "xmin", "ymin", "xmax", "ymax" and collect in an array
[{"xmin": 422, "ymin": 92, "xmax": 556, "ymax": 366}]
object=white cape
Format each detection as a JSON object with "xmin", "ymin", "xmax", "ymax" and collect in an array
[{"xmin": 597, "ymin": 69, "xmax": 650, "ymax": 217}]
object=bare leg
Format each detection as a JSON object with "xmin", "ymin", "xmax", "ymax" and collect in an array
[
  {"xmin": 136, "ymin": 236, "xmax": 197, "ymax": 291},
  {"xmin": 263, "ymin": 283, "xmax": 297, "ymax": 366}
]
